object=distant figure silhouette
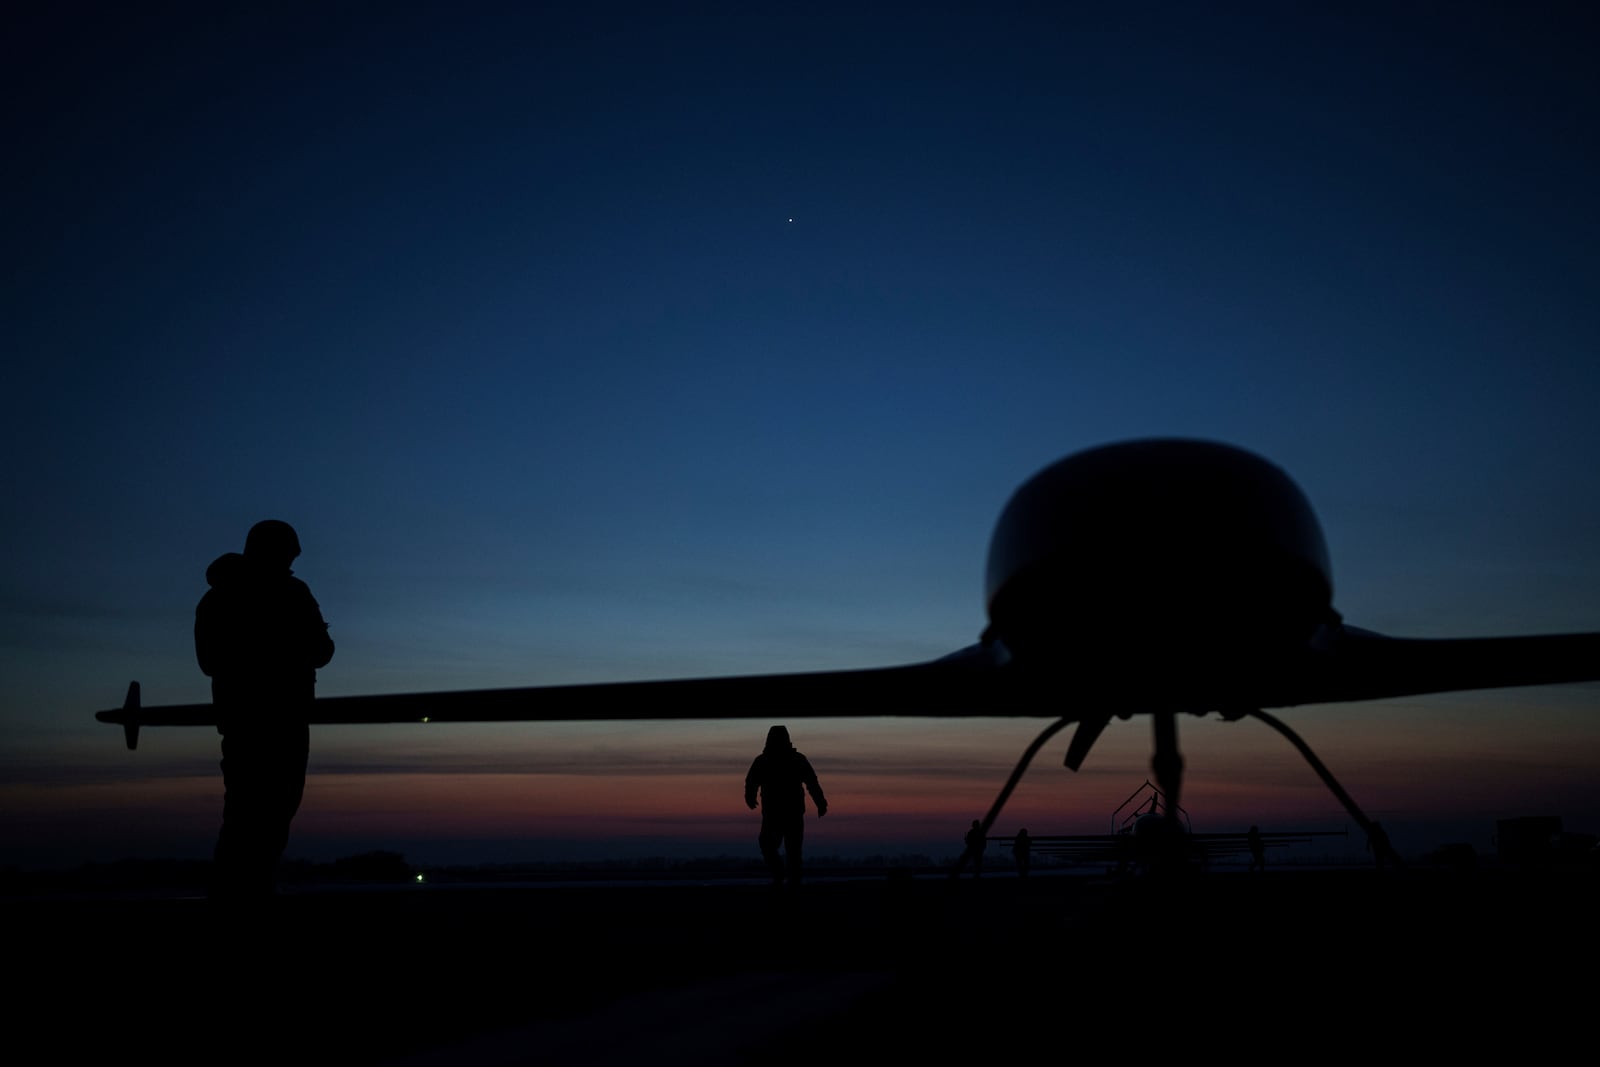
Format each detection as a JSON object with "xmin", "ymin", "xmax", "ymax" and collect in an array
[
  {"xmin": 962, "ymin": 819, "xmax": 986, "ymax": 878},
  {"xmin": 196, "ymin": 520, "xmax": 334, "ymax": 901},
  {"xmin": 744, "ymin": 725, "xmax": 827, "ymax": 888},
  {"xmin": 1012, "ymin": 827, "xmax": 1031, "ymax": 879},
  {"xmin": 1247, "ymin": 824, "xmax": 1265, "ymax": 873}
]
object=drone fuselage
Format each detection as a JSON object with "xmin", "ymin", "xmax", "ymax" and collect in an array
[{"xmin": 984, "ymin": 439, "xmax": 1337, "ymax": 705}]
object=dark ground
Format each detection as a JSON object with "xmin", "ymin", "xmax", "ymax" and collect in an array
[{"xmin": 17, "ymin": 865, "xmax": 1592, "ymax": 1064}]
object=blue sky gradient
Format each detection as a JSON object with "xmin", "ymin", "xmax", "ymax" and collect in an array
[{"xmin": 4, "ymin": 5, "xmax": 1598, "ymax": 868}]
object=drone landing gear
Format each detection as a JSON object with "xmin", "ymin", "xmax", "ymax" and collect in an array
[
  {"xmin": 1245, "ymin": 708, "xmax": 1404, "ymax": 870},
  {"xmin": 954, "ymin": 704, "xmax": 1402, "ymax": 879},
  {"xmin": 1138, "ymin": 709, "xmax": 1194, "ymax": 878}
]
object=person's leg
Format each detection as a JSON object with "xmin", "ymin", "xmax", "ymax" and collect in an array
[
  {"xmin": 214, "ymin": 739, "xmax": 272, "ymax": 900},
  {"xmin": 785, "ymin": 817, "xmax": 805, "ymax": 888},
  {"xmin": 759, "ymin": 820, "xmax": 785, "ymax": 886},
  {"xmin": 213, "ymin": 729, "xmax": 308, "ymax": 901}
]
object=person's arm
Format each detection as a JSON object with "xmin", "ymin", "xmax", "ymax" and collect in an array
[
  {"xmin": 801, "ymin": 756, "xmax": 827, "ymax": 816},
  {"xmin": 298, "ymin": 582, "xmax": 335, "ymax": 669},
  {"xmin": 745, "ymin": 756, "xmax": 761, "ymax": 809}
]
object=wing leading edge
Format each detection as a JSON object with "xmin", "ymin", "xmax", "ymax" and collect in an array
[
  {"xmin": 1274, "ymin": 628, "xmax": 1600, "ymax": 707},
  {"xmin": 94, "ymin": 629, "xmax": 1600, "ymax": 750},
  {"xmin": 94, "ymin": 644, "xmax": 1046, "ymax": 749}
]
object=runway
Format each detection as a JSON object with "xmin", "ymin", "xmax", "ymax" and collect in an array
[{"xmin": 18, "ymin": 866, "xmax": 1591, "ymax": 1063}]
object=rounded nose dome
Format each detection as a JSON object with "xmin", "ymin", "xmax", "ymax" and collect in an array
[{"xmin": 984, "ymin": 439, "xmax": 1333, "ymax": 667}]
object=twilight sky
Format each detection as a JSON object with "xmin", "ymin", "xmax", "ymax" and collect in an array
[{"xmin": 4, "ymin": 4, "xmax": 1598, "ymax": 869}]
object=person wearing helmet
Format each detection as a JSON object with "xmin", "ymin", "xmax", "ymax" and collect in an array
[
  {"xmin": 744, "ymin": 725, "xmax": 828, "ymax": 889},
  {"xmin": 195, "ymin": 519, "xmax": 335, "ymax": 901}
]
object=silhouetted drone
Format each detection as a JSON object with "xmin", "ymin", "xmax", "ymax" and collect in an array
[{"xmin": 97, "ymin": 439, "xmax": 1600, "ymax": 857}]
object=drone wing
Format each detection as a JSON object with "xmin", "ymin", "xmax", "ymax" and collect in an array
[
  {"xmin": 94, "ymin": 629, "xmax": 1600, "ymax": 750},
  {"xmin": 93, "ymin": 642, "xmax": 1056, "ymax": 750},
  {"xmin": 1276, "ymin": 627, "xmax": 1600, "ymax": 707}
]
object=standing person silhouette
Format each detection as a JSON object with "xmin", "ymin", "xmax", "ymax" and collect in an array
[
  {"xmin": 1247, "ymin": 825, "xmax": 1266, "ymax": 873},
  {"xmin": 962, "ymin": 819, "xmax": 987, "ymax": 877},
  {"xmin": 744, "ymin": 725, "xmax": 827, "ymax": 888},
  {"xmin": 1012, "ymin": 827, "xmax": 1032, "ymax": 879},
  {"xmin": 195, "ymin": 520, "xmax": 335, "ymax": 901}
]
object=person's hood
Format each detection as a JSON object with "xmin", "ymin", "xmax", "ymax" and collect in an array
[
  {"xmin": 205, "ymin": 552, "xmax": 249, "ymax": 588},
  {"xmin": 764, "ymin": 724, "xmax": 793, "ymax": 753}
]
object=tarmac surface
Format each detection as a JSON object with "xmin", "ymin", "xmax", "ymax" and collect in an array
[{"xmin": 18, "ymin": 865, "xmax": 1592, "ymax": 1064}]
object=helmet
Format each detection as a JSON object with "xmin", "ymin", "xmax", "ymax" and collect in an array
[{"xmin": 244, "ymin": 519, "xmax": 302, "ymax": 567}]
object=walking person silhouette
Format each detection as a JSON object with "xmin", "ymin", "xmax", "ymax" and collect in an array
[{"xmin": 744, "ymin": 725, "xmax": 827, "ymax": 888}]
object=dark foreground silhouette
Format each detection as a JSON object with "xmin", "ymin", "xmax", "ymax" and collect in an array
[
  {"xmin": 744, "ymin": 725, "xmax": 827, "ymax": 887},
  {"xmin": 195, "ymin": 520, "xmax": 334, "ymax": 901},
  {"xmin": 16, "ymin": 865, "xmax": 1596, "ymax": 1065}
]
